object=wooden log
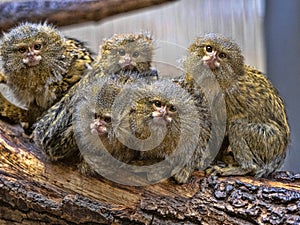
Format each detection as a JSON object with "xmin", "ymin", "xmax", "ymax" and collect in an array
[
  {"xmin": 0, "ymin": 120, "xmax": 300, "ymax": 225},
  {"xmin": 0, "ymin": 0, "xmax": 177, "ymax": 32}
]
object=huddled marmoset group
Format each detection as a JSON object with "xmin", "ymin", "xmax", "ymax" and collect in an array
[{"xmin": 0, "ymin": 22, "xmax": 290, "ymax": 184}]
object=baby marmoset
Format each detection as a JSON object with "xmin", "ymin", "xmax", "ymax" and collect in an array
[
  {"xmin": 73, "ymin": 74, "xmax": 145, "ymax": 175},
  {"xmin": 95, "ymin": 32, "xmax": 155, "ymax": 75},
  {"xmin": 0, "ymin": 22, "xmax": 93, "ymax": 126},
  {"xmin": 187, "ymin": 33, "xmax": 290, "ymax": 177},
  {"xmin": 120, "ymin": 79, "xmax": 211, "ymax": 183},
  {"xmin": 33, "ymin": 32, "xmax": 157, "ymax": 162}
]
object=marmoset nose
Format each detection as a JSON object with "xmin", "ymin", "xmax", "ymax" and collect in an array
[
  {"xmin": 124, "ymin": 54, "xmax": 131, "ymax": 63},
  {"xmin": 27, "ymin": 50, "xmax": 35, "ymax": 56},
  {"xmin": 159, "ymin": 106, "xmax": 167, "ymax": 116}
]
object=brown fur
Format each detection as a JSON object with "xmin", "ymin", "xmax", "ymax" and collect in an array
[
  {"xmin": 0, "ymin": 22, "xmax": 93, "ymax": 126},
  {"xmin": 187, "ymin": 33, "xmax": 290, "ymax": 177},
  {"xmin": 123, "ymin": 79, "xmax": 211, "ymax": 183},
  {"xmin": 33, "ymin": 33, "xmax": 156, "ymax": 165}
]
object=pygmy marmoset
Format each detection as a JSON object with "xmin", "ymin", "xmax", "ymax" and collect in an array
[
  {"xmin": 115, "ymin": 78, "xmax": 211, "ymax": 183},
  {"xmin": 0, "ymin": 22, "xmax": 93, "ymax": 126},
  {"xmin": 187, "ymin": 33, "xmax": 290, "ymax": 177}
]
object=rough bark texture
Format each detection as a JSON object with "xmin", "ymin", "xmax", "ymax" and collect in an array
[
  {"xmin": 0, "ymin": 0, "xmax": 176, "ymax": 32},
  {"xmin": 0, "ymin": 120, "xmax": 300, "ymax": 225}
]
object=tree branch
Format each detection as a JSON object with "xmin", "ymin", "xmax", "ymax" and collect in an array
[
  {"xmin": 1, "ymin": 120, "xmax": 300, "ymax": 224},
  {"xmin": 0, "ymin": 0, "xmax": 177, "ymax": 32}
]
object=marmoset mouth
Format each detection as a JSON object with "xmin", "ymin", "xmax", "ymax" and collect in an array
[
  {"xmin": 23, "ymin": 55, "xmax": 42, "ymax": 66},
  {"xmin": 121, "ymin": 64, "xmax": 135, "ymax": 70},
  {"xmin": 202, "ymin": 57, "xmax": 220, "ymax": 70},
  {"xmin": 151, "ymin": 116, "xmax": 172, "ymax": 125}
]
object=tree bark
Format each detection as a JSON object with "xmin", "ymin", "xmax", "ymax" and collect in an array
[
  {"xmin": 0, "ymin": 0, "xmax": 176, "ymax": 32},
  {"xmin": 0, "ymin": 120, "xmax": 300, "ymax": 225}
]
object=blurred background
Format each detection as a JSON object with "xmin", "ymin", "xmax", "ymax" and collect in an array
[{"xmin": 2, "ymin": 0, "xmax": 299, "ymax": 172}]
